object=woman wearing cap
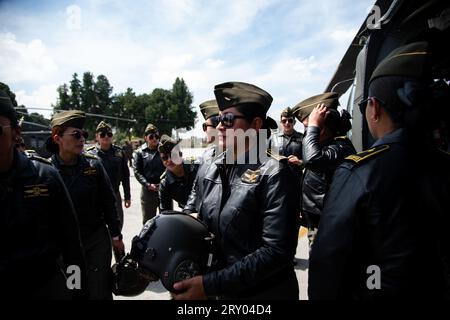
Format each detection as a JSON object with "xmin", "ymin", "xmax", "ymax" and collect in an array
[
  {"xmin": 158, "ymin": 135, "xmax": 198, "ymax": 212},
  {"xmin": 292, "ymin": 93, "xmax": 356, "ymax": 250},
  {"xmin": 173, "ymin": 82, "xmax": 299, "ymax": 300},
  {"xmin": 0, "ymin": 92, "xmax": 87, "ymax": 299},
  {"xmin": 308, "ymin": 42, "xmax": 449, "ymax": 299},
  {"xmin": 47, "ymin": 110, "xmax": 124, "ymax": 300},
  {"xmin": 132, "ymin": 123, "xmax": 165, "ymax": 224},
  {"xmin": 184, "ymin": 99, "xmax": 219, "ymax": 215}
]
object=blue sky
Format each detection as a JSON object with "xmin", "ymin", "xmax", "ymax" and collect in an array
[{"xmin": 0, "ymin": 0, "xmax": 374, "ymax": 136}]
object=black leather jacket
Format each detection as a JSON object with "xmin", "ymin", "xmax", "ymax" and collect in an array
[
  {"xmin": 50, "ymin": 154, "xmax": 121, "ymax": 241},
  {"xmin": 301, "ymin": 126, "xmax": 355, "ymax": 225},
  {"xmin": 199, "ymin": 148, "xmax": 299, "ymax": 299},
  {"xmin": 309, "ymin": 129, "xmax": 450, "ymax": 299},
  {"xmin": 184, "ymin": 146, "xmax": 216, "ymax": 214},
  {"xmin": 159, "ymin": 162, "xmax": 198, "ymax": 211},
  {"xmin": 270, "ymin": 129, "xmax": 304, "ymax": 180},
  {"xmin": 87, "ymin": 144, "xmax": 130, "ymax": 200},
  {"xmin": 1, "ymin": 151, "xmax": 87, "ymax": 298},
  {"xmin": 132, "ymin": 144, "xmax": 165, "ymax": 187}
]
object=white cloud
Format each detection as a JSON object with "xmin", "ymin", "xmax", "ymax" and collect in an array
[
  {"xmin": 205, "ymin": 59, "xmax": 225, "ymax": 69},
  {"xmin": 15, "ymin": 84, "xmax": 58, "ymax": 118},
  {"xmin": 0, "ymin": 33, "xmax": 58, "ymax": 84},
  {"xmin": 330, "ymin": 28, "xmax": 358, "ymax": 43},
  {"xmin": 1, "ymin": 0, "xmax": 374, "ymax": 138}
]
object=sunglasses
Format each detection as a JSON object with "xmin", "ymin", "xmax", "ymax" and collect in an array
[
  {"xmin": 202, "ymin": 117, "xmax": 220, "ymax": 132},
  {"xmin": 358, "ymin": 97, "xmax": 386, "ymax": 114},
  {"xmin": 146, "ymin": 133, "xmax": 160, "ymax": 140},
  {"xmin": 65, "ymin": 130, "xmax": 88, "ymax": 140},
  {"xmin": 0, "ymin": 125, "xmax": 11, "ymax": 136},
  {"xmin": 99, "ymin": 131, "xmax": 113, "ymax": 138},
  {"xmin": 281, "ymin": 118, "xmax": 294, "ymax": 124},
  {"xmin": 214, "ymin": 113, "xmax": 248, "ymax": 128}
]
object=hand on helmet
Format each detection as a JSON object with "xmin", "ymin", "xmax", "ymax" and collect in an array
[{"xmin": 171, "ymin": 276, "xmax": 207, "ymax": 300}]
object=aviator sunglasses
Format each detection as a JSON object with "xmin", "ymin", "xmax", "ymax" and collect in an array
[
  {"xmin": 65, "ymin": 130, "xmax": 88, "ymax": 140},
  {"xmin": 202, "ymin": 117, "xmax": 220, "ymax": 132},
  {"xmin": 281, "ymin": 118, "xmax": 294, "ymax": 124},
  {"xmin": 146, "ymin": 133, "xmax": 160, "ymax": 140},
  {"xmin": 99, "ymin": 131, "xmax": 113, "ymax": 138},
  {"xmin": 358, "ymin": 97, "xmax": 386, "ymax": 114},
  {"xmin": 213, "ymin": 113, "xmax": 248, "ymax": 128}
]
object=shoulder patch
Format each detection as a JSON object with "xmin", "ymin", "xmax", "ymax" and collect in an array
[
  {"xmin": 28, "ymin": 154, "xmax": 52, "ymax": 165},
  {"xmin": 266, "ymin": 148, "xmax": 288, "ymax": 162},
  {"xmin": 241, "ymin": 169, "xmax": 261, "ymax": 184},
  {"xmin": 345, "ymin": 145, "xmax": 390, "ymax": 164},
  {"xmin": 84, "ymin": 152, "xmax": 99, "ymax": 160}
]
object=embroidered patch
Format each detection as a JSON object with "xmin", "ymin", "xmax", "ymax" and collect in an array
[
  {"xmin": 24, "ymin": 184, "xmax": 49, "ymax": 198},
  {"xmin": 83, "ymin": 167, "xmax": 97, "ymax": 176},
  {"xmin": 241, "ymin": 169, "xmax": 261, "ymax": 184}
]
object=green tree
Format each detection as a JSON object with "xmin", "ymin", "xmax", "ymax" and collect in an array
[
  {"xmin": 55, "ymin": 83, "xmax": 70, "ymax": 110},
  {"xmin": 81, "ymin": 72, "xmax": 97, "ymax": 133},
  {"xmin": 170, "ymin": 77, "xmax": 196, "ymax": 130},
  {"xmin": 145, "ymin": 88, "xmax": 173, "ymax": 135},
  {"xmin": 112, "ymin": 88, "xmax": 139, "ymax": 139},
  {"xmin": 69, "ymin": 73, "xmax": 81, "ymax": 109},
  {"xmin": 95, "ymin": 74, "xmax": 113, "ymax": 113}
]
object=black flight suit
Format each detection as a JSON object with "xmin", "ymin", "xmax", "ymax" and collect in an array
[
  {"xmin": 1, "ymin": 151, "xmax": 87, "ymax": 299},
  {"xmin": 87, "ymin": 144, "xmax": 131, "ymax": 232},
  {"xmin": 159, "ymin": 162, "xmax": 199, "ymax": 212},
  {"xmin": 132, "ymin": 144, "xmax": 165, "ymax": 224},
  {"xmin": 301, "ymin": 126, "xmax": 356, "ymax": 246},
  {"xmin": 308, "ymin": 129, "xmax": 450, "ymax": 299},
  {"xmin": 50, "ymin": 153, "xmax": 121, "ymax": 300},
  {"xmin": 198, "ymin": 148, "xmax": 299, "ymax": 299}
]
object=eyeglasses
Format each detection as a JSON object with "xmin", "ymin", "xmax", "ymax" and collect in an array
[
  {"xmin": 65, "ymin": 130, "xmax": 88, "ymax": 140},
  {"xmin": 99, "ymin": 131, "xmax": 113, "ymax": 138},
  {"xmin": 281, "ymin": 118, "xmax": 294, "ymax": 124},
  {"xmin": 0, "ymin": 125, "xmax": 11, "ymax": 136},
  {"xmin": 146, "ymin": 133, "xmax": 160, "ymax": 140},
  {"xmin": 358, "ymin": 97, "xmax": 386, "ymax": 114},
  {"xmin": 214, "ymin": 113, "xmax": 248, "ymax": 128},
  {"xmin": 202, "ymin": 117, "xmax": 220, "ymax": 132}
]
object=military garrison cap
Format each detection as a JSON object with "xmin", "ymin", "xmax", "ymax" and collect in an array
[
  {"xmin": 199, "ymin": 100, "xmax": 219, "ymax": 120},
  {"xmin": 96, "ymin": 121, "xmax": 112, "ymax": 133},
  {"xmin": 369, "ymin": 41, "xmax": 431, "ymax": 83},
  {"xmin": 158, "ymin": 134, "xmax": 178, "ymax": 154},
  {"xmin": 0, "ymin": 90, "xmax": 15, "ymax": 113},
  {"xmin": 144, "ymin": 123, "xmax": 158, "ymax": 134},
  {"xmin": 292, "ymin": 92, "xmax": 339, "ymax": 122},
  {"xmin": 0, "ymin": 90, "xmax": 19, "ymax": 127},
  {"xmin": 50, "ymin": 110, "xmax": 86, "ymax": 129},
  {"xmin": 280, "ymin": 107, "xmax": 294, "ymax": 118},
  {"xmin": 214, "ymin": 81, "xmax": 273, "ymax": 113}
]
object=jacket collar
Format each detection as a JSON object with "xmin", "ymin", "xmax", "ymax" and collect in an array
[{"xmin": 371, "ymin": 128, "xmax": 407, "ymax": 147}]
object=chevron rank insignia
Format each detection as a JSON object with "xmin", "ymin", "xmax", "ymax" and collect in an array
[
  {"xmin": 241, "ymin": 169, "xmax": 261, "ymax": 184},
  {"xmin": 24, "ymin": 184, "xmax": 50, "ymax": 198},
  {"xmin": 345, "ymin": 144, "xmax": 390, "ymax": 164},
  {"xmin": 83, "ymin": 167, "xmax": 97, "ymax": 176}
]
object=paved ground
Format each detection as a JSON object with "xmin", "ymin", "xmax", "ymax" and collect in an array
[{"xmin": 115, "ymin": 161, "xmax": 309, "ymax": 300}]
